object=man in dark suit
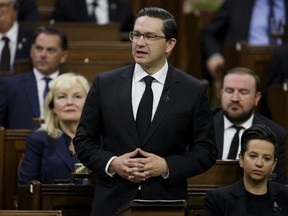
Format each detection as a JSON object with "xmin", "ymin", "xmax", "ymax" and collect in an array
[
  {"xmin": 205, "ymin": 124, "xmax": 288, "ymax": 216},
  {"xmin": 0, "ymin": 26, "xmax": 68, "ymax": 129},
  {"xmin": 213, "ymin": 67, "xmax": 286, "ymax": 183},
  {"xmin": 201, "ymin": 0, "xmax": 288, "ymax": 79},
  {"xmin": 74, "ymin": 7, "xmax": 218, "ymax": 216},
  {"xmin": 0, "ymin": 0, "xmax": 35, "ymax": 71},
  {"xmin": 53, "ymin": 0, "xmax": 134, "ymax": 32}
]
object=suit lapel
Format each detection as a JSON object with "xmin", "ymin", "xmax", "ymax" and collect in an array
[
  {"xmin": 229, "ymin": 180, "xmax": 248, "ymax": 216},
  {"xmin": 117, "ymin": 65, "xmax": 141, "ymax": 147},
  {"xmin": 49, "ymin": 135, "xmax": 74, "ymax": 172},
  {"xmin": 143, "ymin": 66, "xmax": 179, "ymax": 145},
  {"xmin": 214, "ymin": 110, "xmax": 225, "ymax": 159},
  {"xmin": 21, "ymin": 72, "xmax": 40, "ymax": 117}
]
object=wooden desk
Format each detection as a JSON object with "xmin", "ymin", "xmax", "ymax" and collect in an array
[
  {"xmin": 0, "ymin": 210, "xmax": 62, "ymax": 216},
  {"xmin": 16, "ymin": 161, "xmax": 243, "ymax": 216},
  {"xmin": 18, "ymin": 181, "xmax": 94, "ymax": 216},
  {"xmin": 188, "ymin": 160, "xmax": 242, "ymax": 185},
  {"xmin": 117, "ymin": 200, "xmax": 187, "ymax": 216},
  {"xmin": 187, "ymin": 160, "xmax": 242, "ymax": 213},
  {"xmin": 0, "ymin": 128, "xmax": 34, "ymax": 209}
]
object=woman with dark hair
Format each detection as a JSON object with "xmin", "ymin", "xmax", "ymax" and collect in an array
[{"xmin": 205, "ymin": 124, "xmax": 288, "ymax": 216}]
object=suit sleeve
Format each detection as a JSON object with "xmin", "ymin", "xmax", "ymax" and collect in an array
[
  {"xmin": 0, "ymin": 78, "xmax": 8, "ymax": 127},
  {"xmin": 204, "ymin": 190, "xmax": 225, "ymax": 216},
  {"xmin": 201, "ymin": 1, "xmax": 230, "ymax": 59},
  {"xmin": 73, "ymin": 76, "xmax": 115, "ymax": 178},
  {"xmin": 164, "ymin": 82, "xmax": 217, "ymax": 183},
  {"xmin": 18, "ymin": 132, "xmax": 44, "ymax": 184}
]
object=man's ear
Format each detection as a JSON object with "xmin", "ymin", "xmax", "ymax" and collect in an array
[{"xmin": 239, "ymin": 154, "xmax": 243, "ymax": 168}]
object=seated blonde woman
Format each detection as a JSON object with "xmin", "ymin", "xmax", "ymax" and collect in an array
[{"xmin": 18, "ymin": 73, "xmax": 90, "ymax": 184}]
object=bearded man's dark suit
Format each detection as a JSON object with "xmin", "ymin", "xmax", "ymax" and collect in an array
[
  {"xmin": 0, "ymin": 72, "xmax": 40, "ymax": 129},
  {"xmin": 53, "ymin": 0, "xmax": 134, "ymax": 32},
  {"xmin": 201, "ymin": 0, "xmax": 288, "ymax": 60},
  {"xmin": 213, "ymin": 109, "xmax": 286, "ymax": 183},
  {"xmin": 205, "ymin": 179, "xmax": 288, "ymax": 216},
  {"xmin": 74, "ymin": 64, "xmax": 218, "ymax": 216}
]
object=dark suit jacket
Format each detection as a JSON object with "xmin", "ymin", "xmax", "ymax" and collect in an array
[
  {"xmin": 15, "ymin": 24, "xmax": 34, "ymax": 61},
  {"xmin": 205, "ymin": 179, "xmax": 288, "ymax": 216},
  {"xmin": 18, "ymin": 130, "xmax": 75, "ymax": 184},
  {"xmin": 53, "ymin": 0, "xmax": 134, "ymax": 32},
  {"xmin": 74, "ymin": 64, "xmax": 218, "ymax": 216},
  {"xmin": 201, "ymin": 0, "xmax": 288, "ymax": 59},
  {"xmin": 0, "ymin": 71, "xmax": 40, "ymax": 129},
  {"xmin": 17, "ymin": 0, "xmax": 40, "ymax": 22},
  {"xmin": 213, "ymin": 109, "xmax": 287, "ymax": 183}
]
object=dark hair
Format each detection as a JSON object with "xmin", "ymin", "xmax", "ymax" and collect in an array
[
  {"xmin": 136, "ymin": 7, "xmax": 178, "ymax": 40},
  {"xmin": 240, "ymin": 124, "xmax": 277, "ymax": 159},
  {"xmin": 32, "ymin": 26, "xmax": 68, "ymax": 51},
  {"xmin": 224, "ymin": 67, "xmax": 261, "ymax": 92}
]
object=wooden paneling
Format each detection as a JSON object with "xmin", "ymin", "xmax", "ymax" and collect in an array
[
  {"xmin": 23, "ymin": 22, "xmax": 121, "ymax": 42},
  {"xmin": 13, "ymin": 60, "xmax": 131, "ymax": 84},
  {"xmin": 0, "ymin": 210, "xmax": 62, "ymax": 216},
  {"xmin": 35, "ymin": 0, "xmax": 55, "ymax": 22},
  {"xmin": 223, "ymin": 42, "xmax": 279, "ymax": 88},
  {"xmin": 0, "ymin": 128, "xmax": 34, "ymax": 209},
  {"xmin": 18, "ymin": 181, "xmax": 94, "ymax": 216},
  {"xmin": 268, "ymin": 84, "xmax": 288, "ymax": 183}
]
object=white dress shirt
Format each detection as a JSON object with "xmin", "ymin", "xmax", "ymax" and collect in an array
[
  {"xmin": 86, "ymin": 0, "xmax": 109, "ymax": 25},
  {"xmin": 105, "ymin": 61, "xmax": 169, "ymax": 176},
  {"xmin": 33, "ymin": 69, "xmax": 59, "ymax": 118},
  {"xmin": 222, "ymin": 114, "xmax": 254, "ymax": 159},
  {"xmin": 0, "ymin": 22, "xmax": 19, "ymax": 70}
]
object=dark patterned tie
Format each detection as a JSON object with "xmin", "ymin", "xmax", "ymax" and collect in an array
[
  {"xmin": 228, "ymin": 125, "xmax": 243, "ymax": 159},
  {"xmin": 136, "ymin": 76, "xmax": 154, "ymax": 143},
  {"xmin": 43, "ymin": 77, "xmax": 52, "ymax": 100},
  {"xmin": 0, "ymin": 36, "xmax": 10, "ymax": 71}
]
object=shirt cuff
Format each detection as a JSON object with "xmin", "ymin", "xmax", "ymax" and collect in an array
[
  {"xmin": 161, "ymin": 168, "xmax": 169, "ymax": 179},
  {"xmin": 105, "ymin": 156, "xmax": 117, "ymax": 177}
]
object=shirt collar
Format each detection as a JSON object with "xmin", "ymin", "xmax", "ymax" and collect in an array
[
  {"xmin": 33, "ymin": 68, "xmax": 60, "ymax": 82},
  {"xmin": 134, "ymin": 61, "xmax": 168, "ymax": 84},
  {"xmin": 0, "ymin": 22, "xmax": 18, "ymax": 44},
  {"xmin": 223, "ymin": 114, "xmax": 254, "ymax": 130}
]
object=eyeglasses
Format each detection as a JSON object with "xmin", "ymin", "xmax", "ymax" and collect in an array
[
  {"xmin": 129, "ymin": 31, "xmax": 166, "ymax": 44},
  {"xmin": 0, "ymin": 1, "xmax": 13, "ymax": 10}
]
